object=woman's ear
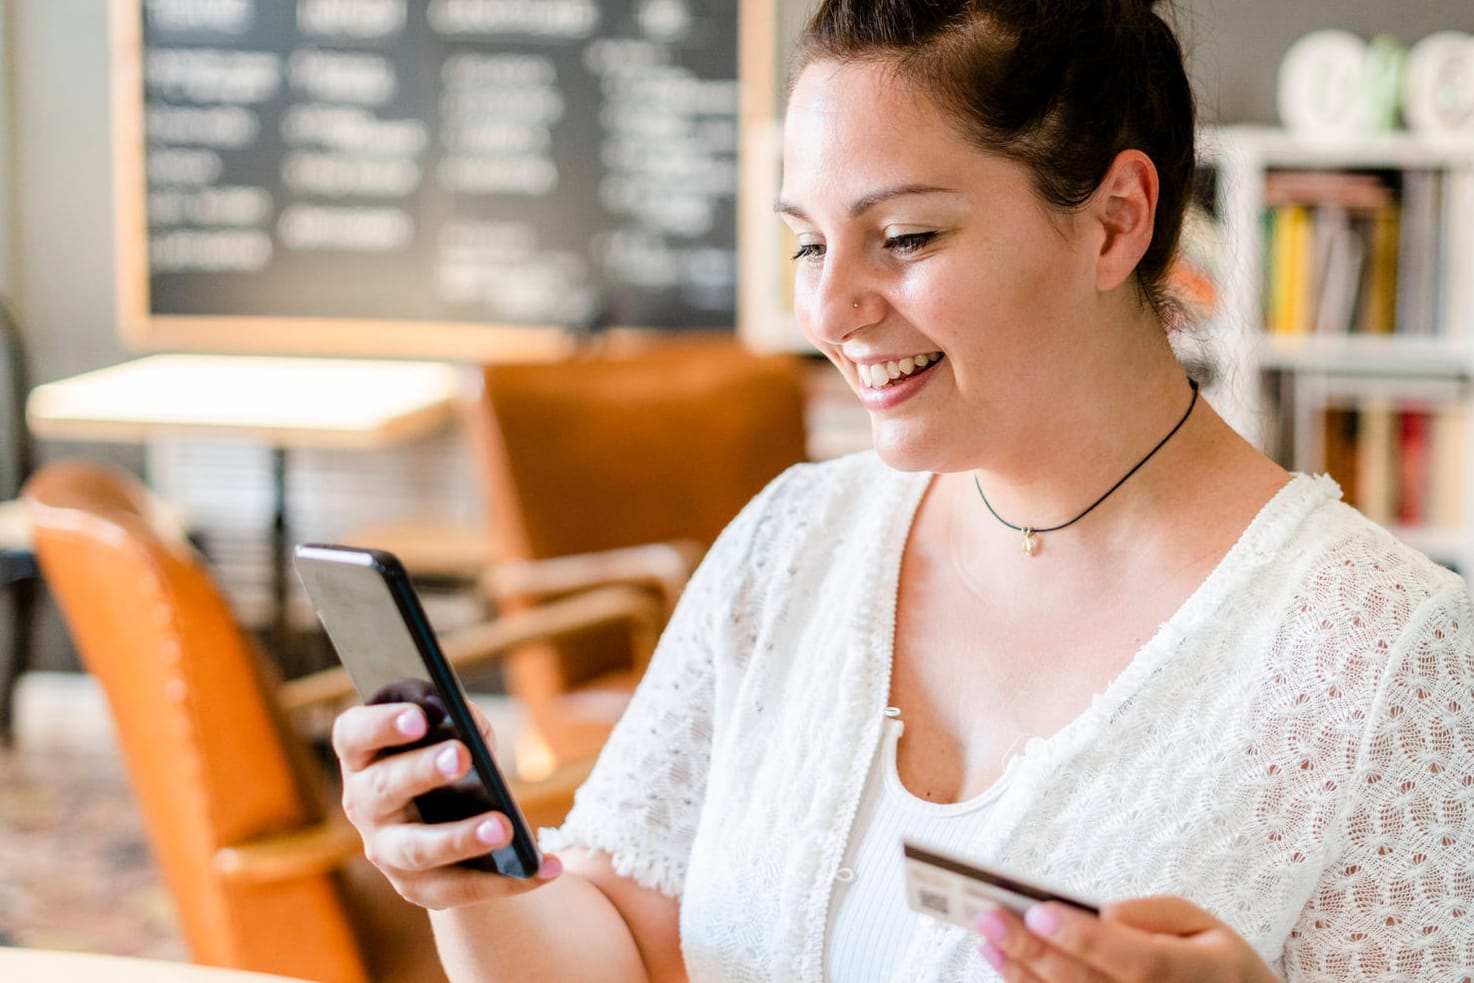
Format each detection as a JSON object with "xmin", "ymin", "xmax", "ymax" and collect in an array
[{"xmin": 1091, "ymin": 149, "xmax": 1159, "ymax": 293}]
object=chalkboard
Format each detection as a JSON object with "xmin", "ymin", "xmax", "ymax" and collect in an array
[{"xmin": 112, "ymin": 0, "xmax": 764, "ymax": 359}]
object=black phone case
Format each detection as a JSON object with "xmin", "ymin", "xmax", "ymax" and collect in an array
[{"xmin": 294, "ymin": 543, "xmax": 542, "ymax": 878}]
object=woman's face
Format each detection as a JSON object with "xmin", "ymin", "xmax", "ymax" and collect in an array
[{"xmin": 780, "ymin": 59, "xmax": 1102, "ymax": 474}]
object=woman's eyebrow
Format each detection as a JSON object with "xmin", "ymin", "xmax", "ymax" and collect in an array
[{"xmin": 774, "ymin": 184, "xmax": 959, "ymax": 222}]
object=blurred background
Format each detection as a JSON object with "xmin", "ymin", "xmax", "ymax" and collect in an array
[{"xmin": 2, "ymin": 0, "xmax": 1473, "ymax": 978}]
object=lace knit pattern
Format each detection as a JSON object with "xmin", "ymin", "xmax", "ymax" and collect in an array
[{"xmin": 542, "ymin": 454, "xmax": 1474, "ymax": 982}]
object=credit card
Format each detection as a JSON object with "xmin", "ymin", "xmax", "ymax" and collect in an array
[{"xmin": 902, "ymin": 841, "xmax": 1100, "ymax": 930}]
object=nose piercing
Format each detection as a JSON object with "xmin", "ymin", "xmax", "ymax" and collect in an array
[{"xmin": 852, "ymin": 302, "xmax": 859, "ymax": 309}]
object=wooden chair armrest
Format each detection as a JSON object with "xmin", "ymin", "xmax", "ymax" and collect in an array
[
  {"xmin": 481, "ymin": 540, "xmax": 703, "ymax": 615},
  {"xmin": 278, "ymin": 583, "xmax": 666, "ymax": 716},
  {"xmin": 214, "ymin": 817, "xmax": 363, "ymax": 885}
]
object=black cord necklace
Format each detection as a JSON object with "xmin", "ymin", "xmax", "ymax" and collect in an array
[{"xmin": 973, "ymin": 379, "xmax": 1199, "ymax": 556}]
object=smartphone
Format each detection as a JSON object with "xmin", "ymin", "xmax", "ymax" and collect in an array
[
  {"xmin": 902, "ymin": 841, "xmax": 1099, "ymax": 928},
  {"xmin": 294, "ymin": 543, "xmax": 542, "ymax": 878}
]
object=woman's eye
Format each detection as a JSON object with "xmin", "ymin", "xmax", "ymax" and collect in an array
[
  {"xmin": 886, "ymin": 231, "xmax": 937, "ymax": 255},
  {"xmin": 790, "ymin": 242, "xmax": 825, "ymax": 262}
]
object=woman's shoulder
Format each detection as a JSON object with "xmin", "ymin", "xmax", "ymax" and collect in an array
[
  {"xmin": 1289, "ymin": 474, "xmax": 1468, "ymax": 607},
  {"xmin": 1248, "ymin": 473, "xmax": 1473, "ymax": 688}
]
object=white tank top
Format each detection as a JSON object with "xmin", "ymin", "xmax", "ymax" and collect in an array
[{"xmin": 826, "ymin": 708, "xmax": 1001, "ymax": 981}]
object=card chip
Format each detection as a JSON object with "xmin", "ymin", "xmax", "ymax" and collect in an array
[{"xmin": 919, "ymin": 888, "xmax": 951, "ymax": 915}]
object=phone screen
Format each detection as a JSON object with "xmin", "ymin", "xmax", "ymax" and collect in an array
[{"xmin": 295, "ymin": 544, "xmax": 542, "ymax": 878}]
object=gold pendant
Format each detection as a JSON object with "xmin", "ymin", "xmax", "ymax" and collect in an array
[{"xmin": 1022, "ymin": 528, "xmax": 1036, "ymax": 556}]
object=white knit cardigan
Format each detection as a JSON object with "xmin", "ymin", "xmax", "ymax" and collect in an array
[{"xmin": 542, "ymin": 453, "xmax": 1474, "ymax": 982}]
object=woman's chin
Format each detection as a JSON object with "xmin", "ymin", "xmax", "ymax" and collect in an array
[{"xmin": 869, "ymin": 425, "xmax": 945, "ymax": 473}]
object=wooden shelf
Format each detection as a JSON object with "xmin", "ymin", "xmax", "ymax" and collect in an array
[
  {"xmin": 1204, "ymin": 125, "xmax": 1474, "ymax": 169},
  {"xmin": 1257, "ymin": 333, "xmax": 1474, "ymax": 378}
]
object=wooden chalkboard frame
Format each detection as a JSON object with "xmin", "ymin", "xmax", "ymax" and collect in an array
[{"xmin": 110, "ymin": 0, "xmax": 780, "ymax": 361}]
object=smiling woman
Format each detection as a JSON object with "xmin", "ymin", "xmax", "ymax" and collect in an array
[{"xmin": 322, "ymin": 2, "xmax": 1474, "ymax": 982}]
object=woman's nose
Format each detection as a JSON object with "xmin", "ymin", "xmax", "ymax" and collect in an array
[{"xmin": 804, "ymin": 255, "xmax": 877, "ymax": 345}]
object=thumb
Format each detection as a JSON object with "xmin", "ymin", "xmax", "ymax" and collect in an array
[{"xmin": 1102, "ymin": 895, "xmax": 1222, "ymax": 937}]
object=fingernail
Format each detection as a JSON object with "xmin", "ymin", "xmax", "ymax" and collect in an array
[
  {"xmin": 537, "ymin": 856, "xmax": 563, "ymax": 881},
  {"xmin": 436, "ymin": 745, "xmax": 460, "ymax": 776},
  {"xmin": 979, "ymin": 941, "xmax": 1006, "ymax": 969},
  {"xmin": 1025, "ymin": 903, "xmax": 1060, "ymax": 937},
  {"xmin": 395, "ymin": 708, "xmax": 425, "ymax": 738},
  {"xmin": 475, "ymin": 818, "xmax": 505, "ymax": 844},
  {"xmin": 975, "ymin": 909, "xmax": 1008, "ymax": 943}
]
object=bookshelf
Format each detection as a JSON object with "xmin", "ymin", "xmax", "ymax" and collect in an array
[{"xmin": 1205, "ymin": 125, "xmax": 1474, "ymax": 573}]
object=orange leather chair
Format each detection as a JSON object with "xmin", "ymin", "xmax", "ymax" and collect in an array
[
  {"xmin": 23, "ymin": 460, "xmax": 664, "ymax": 983},
  {"xmin": 462, "ymin": 340, "xmax": 809, "ymax": 772}
]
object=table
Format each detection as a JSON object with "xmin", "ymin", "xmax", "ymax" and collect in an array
[
  {"xmin": 0, "ymin": 947, "xmax": 317, "ymax": 982},
  {"xmin": 26, "ymin": 355, "xmax": 462, "ymax": 665}
]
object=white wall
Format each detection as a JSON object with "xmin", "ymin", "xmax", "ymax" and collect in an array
[
  {"xmin": 1188, "ymin": 0, "xmax": 1474, "ymax": 124},
  {"xmin": 774, "ymin": 1, "xmax": 1474, "ymax": 124},
  {"xmin": 7, "ymin": 1, "xmax": 134, "ymax": 393}
]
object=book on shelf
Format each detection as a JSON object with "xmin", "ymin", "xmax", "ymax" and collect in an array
[
  {"xmin": 1355, "ymin": 398, "xmax": 1398, "ymax": 524},
  {"xmin": 1267, "ymin": 203, "xmax": 1312, "ymax": 334},
  {"xmin": 1428, "ymin": 405, "xmax": 1468, "ymax": 529},
  {"xmin": 1258, "ymin": 166, "xmax": 1471, "ymax": 339},
  {"xmin": 1397, "ymin": 407, "xmax": 1431, "ymax": 526},
  {"xmin": 1360, "ymin": 202, "xmax": 1401, "ymax": 336},
  {"xmin": 1321, "ymin": 406, "xmax": 1360, "ymax": 507},
  {"xmin": 1312, "ymin": 205, "xmax": 1364, "ymax": 336},
  {"xmin": 1261, "ymin": 170, "xmax": 1401, "ymax": 336},
  {"xmin": 1395, "ymin": 170, "xmax": 1442, "ymax": 337},
  {"xmin": 1441, "ymin": 171, "xmax": 1474, "ymax": 339},
  {"xmin": 1315, "ymin": 401, "xmax": 1465, "ymax": 530}
]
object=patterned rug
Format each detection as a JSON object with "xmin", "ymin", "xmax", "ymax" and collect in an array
[{"xmin": 0, "ymin": 744, "xmax": 186, "ymax": 960}]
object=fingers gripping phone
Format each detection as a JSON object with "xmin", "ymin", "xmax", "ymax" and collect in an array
[{"xmin": 294, "ymin": 543, "xmax": 542, "ymax": 878}]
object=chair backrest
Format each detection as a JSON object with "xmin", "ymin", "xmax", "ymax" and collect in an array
[
  {"xmin": 23, "ymin": 460, "xmax": 371, "ymax": 983},
  {"xmin": 462, "ymin": 341, "xmax": 808, "ymax": 744},
  {"xmin": 468, "ymin": 341, "xmax": 809, "ymax": 563}
]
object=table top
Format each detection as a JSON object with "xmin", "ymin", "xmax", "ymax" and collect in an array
[
  {"xmin": 0, "ymin": 947, "xmax": 316, "ymax": 982},
  {"xmin": 26, "ymin": 355, "xmax": 463, "ymax": 449}
]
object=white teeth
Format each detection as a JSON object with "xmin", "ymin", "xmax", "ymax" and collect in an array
[{"xmin": 858, "ymin": 352, "xmax": 943, "ymax": 389}]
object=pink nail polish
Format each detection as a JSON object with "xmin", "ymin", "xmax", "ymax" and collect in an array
[
  {"xmin": 436, "ymin": 745, "xmax": 459, "ymax": 775},
  {"xmin": 475, "ymin": 818, "xmax": 505, "ymax": 844},
  {"xmin": 975, "ymin": 909, "xmax": 1008, "ymax": 944},
  {"xmin": 1025, "ymin": 904, "xmax": 1061, "ymax": 937},
  {"xmin": 979, "ymin": 941, "xmax": 1006, "ymax": 970},
  {"xmin": 537, "ymin": 856, "xmax": 563, "ymax": 880},
  {"xmin": 395, "ymin": 708, "xmax": 425, "ymax": 738}
]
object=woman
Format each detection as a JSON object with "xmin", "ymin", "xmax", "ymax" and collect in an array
[{"xmin": 332, "ymin": 1, "xmax": 1474, "ymax": 979}]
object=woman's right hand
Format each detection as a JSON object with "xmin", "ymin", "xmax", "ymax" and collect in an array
[{"xmin": 331, "ymin": 701, "xmax": 563, "ymax": 910}]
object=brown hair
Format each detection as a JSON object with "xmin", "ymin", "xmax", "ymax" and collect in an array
[{"xmin": 795, "ymin": 0, "xmax": 1196, "ymax": 323}]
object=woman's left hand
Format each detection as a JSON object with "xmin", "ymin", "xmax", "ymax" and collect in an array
[{"xmin": 975, "ymin": 895, "xmax": 1283, "ymax": 982}]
